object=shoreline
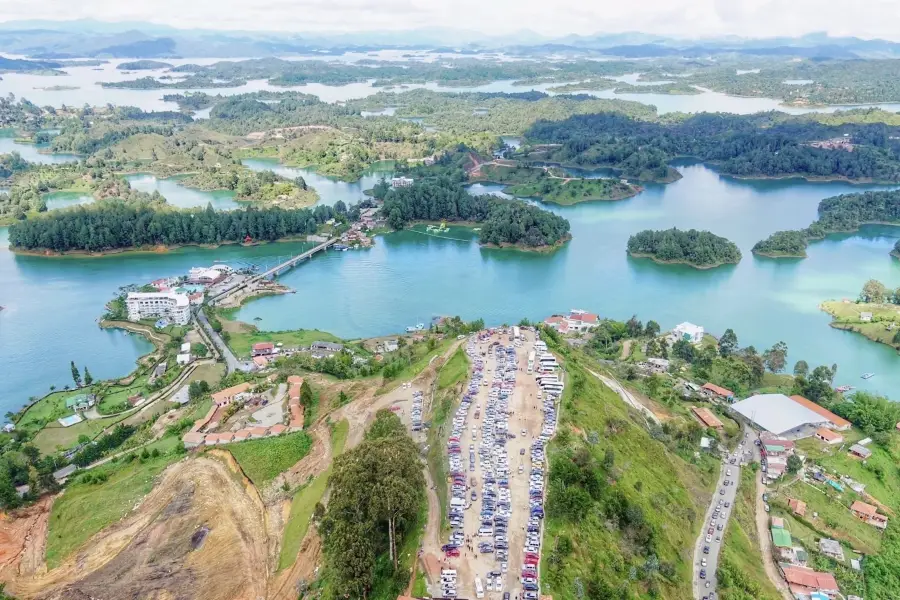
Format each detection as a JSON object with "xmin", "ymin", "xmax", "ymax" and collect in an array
[
  {"xmin": 500, "ymin": 184, "xmax": 640, "ymax": 205},
  {"xmin": 627, "ymin": 251, "xmax": 738, "ymax": 270},
  {"xmin": 751, "ymin": 249, "xmax": 807, "ymax": 259},
  {"xmin": 819, "ymin": 300, "xmax": 900, "ymax": 353},
  {"xmin": 9, "ymin": 236, "xmax": 315, "ymax": 258}
]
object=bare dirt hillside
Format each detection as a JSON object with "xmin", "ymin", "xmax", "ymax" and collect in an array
[{"xmin": 12, "ymin": 457, "xmax": 269, "ymax": 600}]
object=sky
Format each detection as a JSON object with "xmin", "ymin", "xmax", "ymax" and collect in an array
[{"xmin": 1, "ymin": 0, "xmax": 900, "ymax": 40}]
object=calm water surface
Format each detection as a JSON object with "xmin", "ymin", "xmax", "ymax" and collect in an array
[{"xmin": 242, "ymin": 158, "xmax": 395, "ymax": 206}]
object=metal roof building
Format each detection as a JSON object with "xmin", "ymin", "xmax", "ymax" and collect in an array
[{"xmin": 730, "ymin": 393, "xmax": 831, "ymax": 435}]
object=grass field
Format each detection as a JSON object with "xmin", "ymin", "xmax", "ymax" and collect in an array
[
  {"xmin": 540, "ymin": 349, "xmax": 709, "ymax": 600},
  {"xmin": 821, "ymin": 300, "xmax": 900, "ymax": 349},
  {"xmin": 378, "ymin": 338, "xmax": 455, "ymax": 395},
  {"xmin": 228, "ymin": 431, "xmax": 313, "ymax": 486},
  {"xmin": 504, "ymin": 177, "xmax": 639, "ymax": 205},
  {"xmin": 227, "ymin": 328, "xmax": 342, "ymax": 358},
  {"xmin": 45, "ymin": 451, "xmax": 180, "ymax": 568},
  {"xmin": 427, "ymin": 346, "xmax": 470, "ymax": 530},
  {"xmin": 772, "ymin": 480, "xmax": 883, "ymax": 555},
  {"xmin": 33, "ymin": 415, "xmax": 124, "ymax": 455},
  {"xmin": 277, "ymin": 419, "xmax": 349, "ymax": 571},
  {"xmin": 16, "ymin": 389, "xmax": 92, "ymax": 433},
  {"xmin": 717, "ymin": 468, "xmax": 782, "ymax": 600}
]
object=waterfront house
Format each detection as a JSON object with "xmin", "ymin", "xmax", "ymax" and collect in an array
[
  {"xmin": 311, "ymin": 341, "xmax": 343, "ymax": 357},
  {"xmin": 849, "ymin": 444, "xmax": 872, "ymax": 459},
  {"xmin": 126, "ymin": 291, "xmax": 191, "ymax": 325},
  {"xmin": 384, "ymin": 339, "xmax": 399, "ymax": 352},
  {"xmin": 672, "ymin": 322, "xmax": 704, "ymax": 344},
  {"xmin": 701, "ymin": 382, "xmax": 735, "ymax": 402},
  {"xmin": 65, "ymin": 393, "xmax": 96, "ymax": 412},
  {"xmin": 252, "ymin": 342, "xmax": 275, "ymax": 357},
  {"xmin": 2, "ymin": 424, "xmax": 13, "ymax": 433},
  {"xmin": 815, "ymin": 428, "xmax": 843, "ymax": 445},
  {"xmin": 850, "ymin": 501, "xmax": 888, "ymax": 529},
  {"xmin": 390, "ymin": 176, "xmax": 414, "ymax": 188},
  {"xmin": 211, "ymin": 382, "xmax": 252, "ymax": 407}
]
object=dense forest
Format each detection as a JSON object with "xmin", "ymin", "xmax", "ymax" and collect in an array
[
  {"xmin": 751, "ymin": 230, "xmax": 809, "ymax": 257},
  {"xmin": 525, "ymin": 112, "xmax": 900, "ymax": 182},
  {"xmin": 627, "ymin": 228, "xmax": 742, "ymax": 267},
  {"xmin": 378, "ymin": 177, "xmax": 570, "ymax": 248},
  {"xmin": 753, "ymin": 189, "xmax": 900, "ymax": 258},
  {"xmin": 7, "ymin": 201, "xmax": 343, "ymax": 253}
]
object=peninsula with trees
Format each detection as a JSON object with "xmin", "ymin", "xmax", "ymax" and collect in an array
[
  {"xmin": 627, "ymin": 228, "xmax": 742, "ymax": 268},
  {"xmin": 753, "ymin": 189, "xmax": 900, "ymax": 259},
  {"xmin": 820, "ymin": 279, "xmax": 900, "ymax": 350}
]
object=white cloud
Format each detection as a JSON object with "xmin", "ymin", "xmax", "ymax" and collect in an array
[{"xmin": 1, "ymin": 0, "xmax": 899, "ymax": 40}]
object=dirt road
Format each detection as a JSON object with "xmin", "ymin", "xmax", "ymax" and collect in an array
[
  {"xmin": 589, "ymin": 370, "xmax": 661, "ymax": 426},
  {"xmin": 753, "ymin": 451, "xmax": 793, "ymax": 600}
]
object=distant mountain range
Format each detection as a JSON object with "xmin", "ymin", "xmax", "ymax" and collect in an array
[{"xmin": 1, "ymin": 20, "xmax": 900, "ymax": 60}]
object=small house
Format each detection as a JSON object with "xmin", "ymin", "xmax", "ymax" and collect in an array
[
  {"xmin": 672, "ymin": 322, "xmax": 704, "ymax": 344},
  {"xmin": 850, "ymin": 500, "xmax": 888, "ymax": 529},
  {"xmin": 176, "ymin": 353, "xmax": 192, "ymax": 366},
  {"xmin": 819, "ymin": 538, "xmax": 845, "ymax": 562},
  {"xmin": 65, "ymin": 393, "xmax": 96, "ymax": 412},
  {"xmin": 269, "ymin": 424, "xmax": 288, "ymax": 436},
  {"xmin": 3, "ymin": 423, "xmax": 14, "ymax": 433},
  {"xmin": 52, "ymin": 464, "xmax": 77, "ymax": 482},
  {"xmin": 701, "ymin": 382, "xmax": 735, "ymax": 402},
  {"xmin": 815, "ymin": 428, "xmax": 843, "ymax": 445},
  {"xmin": 692, "ymin": 406, "xmax": 724, "ymax": 429},
  {"xmin": 849, "ymin": 444, "xmax": 872, "ymax": 459},
  {"xmin": 252, "ymin": 342, "xmax": 275, "ymax": 357},
  {"xmin": 180, "ymin": 342, "xmax": 191, "ymax": 354},
  {"xmin": 859, "ymin": 312, "xmax": 873, "ymax": 322},
  {"xmin": 788, "ymin": 498, "xmax": 807, "ymax": 516},
  {"xmin": 211, "ymin": 382, "xmax": 252, "ymax": 407},
  {"xmin": 384, "ymin": 339, "xmax": 399, "ymax": 353}
]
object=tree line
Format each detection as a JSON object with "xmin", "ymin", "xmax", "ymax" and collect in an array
[
  {"xmin": 379, "ymin": 176, "xmax": 571, "ymax": 248},
  {"xmin": 753, "ymin": 189, "xmax": 900, "ymax": 258},
  {"xmin": 525, "ymin": 111, "xmax": 900, "ymax": 183},
  {"xmin": 7, "ymin": 200, "xmax": 344, "ymax": 252},
  {"xmin": 627, "ymin": 228, "xmax": 742, "ymax": 267}
]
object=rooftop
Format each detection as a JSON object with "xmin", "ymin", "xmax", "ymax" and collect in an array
[
  {"xmin": 789, "ymin": 395, "xmax": 851, "ymax": 429},
  {"xmin": 127, "ymin": 291, "xmax": 189, "ymax": 307},
  {"xmin": 702, "ymin": 382, "xmax": 734, "ymax": 397},
  {"xmin": 850, "ymin": 444, "xmax": 872, "ymax": 457},
  {"xmin": 731, "ymin": 393, "xmax": 830, "ymax": 434},
  {"xmin": 771, "ymin": 527, "xmax": 793, "ymax": 548},
  {"xmin": 850, "ymin": 500, "xmax": 878, "ymax": 517},
  {"xmin": 211, "ymin": 382, "xmax": 251, "ymax": 404},
  {"xmin": 781, "ymin": 566, "xmax": 839, "ymax": 592},
  {"xmin": 816, "ymin": 427, "xmax": 842, "ymax": 442},
  {"xmin": 692, "ymin": 406, "xmax": 724, "ymax": 428}
]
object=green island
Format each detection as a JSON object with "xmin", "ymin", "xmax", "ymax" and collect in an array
[
  {"xmin": 627, "ymin": 228, "xmax": 742, "ymax": 268},
  {"xmin": 116, "ymin": 60, "xmax": 173, "ymax": 71},
  {"xmin": 892, "ymin": 239, "xmax": 900, "ymax": 258},
  {"xmin": 504, "ymin": 176, "xmax": 639, "ymax": 205},
  {"xmin": 820, "ymin": 280, "xmax": 900, "ymax": 351},
  {"xmin": 753, "ymin": 189, "xmax": 900, "ymax": 259}
]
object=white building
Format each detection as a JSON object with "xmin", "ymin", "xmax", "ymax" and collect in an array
[
  {"xmin": 391, "ymin": 176, "xmax": 414, "ymax": 188},
  {"xmin": 126, "ymin": 292, "xmax": 191, "ymax": 325},
  {"xmin": 672, "ymin": 322, "xmax": 704, "ymax": 344}
]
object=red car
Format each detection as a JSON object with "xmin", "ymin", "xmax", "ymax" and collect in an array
[{"xmin": 445, "ymin": 548, "xmax": 460, "ymax": 557}]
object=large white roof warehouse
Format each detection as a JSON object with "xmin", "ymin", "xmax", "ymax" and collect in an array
[{"xmin": 731, "ymin": 393, "xmax": 831, "ymax": 435}]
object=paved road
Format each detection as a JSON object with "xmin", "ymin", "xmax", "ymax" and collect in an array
[
  {"xmin": 692, "ymin": 436, "xmax": 747, "ymax": 599},
  {"xmin": 194, "ymin": 309, "xmax": 253, "ymax": 374}
]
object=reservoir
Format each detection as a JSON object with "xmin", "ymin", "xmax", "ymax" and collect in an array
[{"xmin": 2, "ymin": 163, "xmax": 898, "ymax": 413}]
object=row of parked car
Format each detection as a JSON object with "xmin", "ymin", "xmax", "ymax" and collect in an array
[
  {"xmin": 519, "ymin": 343, "xmax": 561, "ymax": 600},
  {"xmin": 410, "ymin": 389, "xmax": 424, "ymax": 432}
]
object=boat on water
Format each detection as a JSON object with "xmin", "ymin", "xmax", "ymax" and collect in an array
[
  {"xmin": 406, "ymin": 323, "xmax": 425, "ymax": 332},
  {"xmin": 835, "ymin": 385, "xmax": 854, "ymax": 393},
  {"xmin": 861, "ymin": 373, "xmax": 875, "ymax": 380}
]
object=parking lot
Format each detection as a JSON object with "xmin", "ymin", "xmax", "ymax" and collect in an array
[{"xmin": 437, "ymin": 328, "xmax": 559, "ymax": 600}]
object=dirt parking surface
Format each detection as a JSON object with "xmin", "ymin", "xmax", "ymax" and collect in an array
[{"xmin": 436, "ymin": 330, "xmax": 542, "ymax": 599}]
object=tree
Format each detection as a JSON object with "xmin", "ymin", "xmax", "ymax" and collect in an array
[
  {"xmin": 188, "ymin": 380, "xmax": 210, "ymax": 401},
  {"xmin": 860, "ymin": 279, "xmax": 887, "ymax": 303},
  {"xmin": 625, "ymin": 315, "xmax": 643, "ymax": 338},
  {"xmin": 644, "ymin": 320, "xmax": 660, "ymax": 338},
  {"xmin": 299, "ymin": 380, "xmax": 314, "ymax": 408},
  {"xmin": 718, "ymin": 329, "xmax": 738, "ymax": 357},
  {"xmin": 70, "ymin": 361, "xmax": 82, "ymax": 387},
  {"xmin": 793, "ymin": 360, "xmax": 809, "ymax": 377},
  {"xmin": 786, "ymin": 454, "xmax": 803, "ymax": 475},
  {"xmin": 83, "ymin": 367, "xmax": 93, "ymax": 386},
  {"xmin": 338, "ymin": 390, "xmax": 350, "ymax": 405},
  {"xmin": 672, "ymin": 339, "xmax": 696, "ymax": 362},
  {"xmin": 365, "ymin": 409, "xmax": 407, "ymax": 441},
  {"xmin": 763, "ymin": 341, "xmax": 788, "ymax": 372}
]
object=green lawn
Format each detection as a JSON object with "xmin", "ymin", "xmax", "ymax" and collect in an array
[
  {"xmin": 822, "ymin": 300, "xmax": 900, "ymax": 349},
  {"xmin": 16, "ymin": 389, "xmax": 88, "ymax": 433},
  {"xmin": 378, "ymin": 338, "xmax": 455, "ymax": 395},
  {"xmin": 228, "ymin": 431, "xmax": 313, "ymax": 486},
  {"xmin": 437, "ymin": 347, "xmax": 469, "ymax": 389},
  {"xmin": 540, "ymin": 349, "xmax": 709, "ymax": 600},
  {"xmin": 32, "ymin": 415, "xmax": 125, "ymax": 455},
  {"xmin": 277, "ymin": 419, "xmax": 349, "ymax": 571},
  {"xmin": 45, "ymin": 450, "xmax": 181, "ymax": 568},
  {"xmin": 772, "ymin": 480, "xmax": 883, "ymax": 554},
  {"xmin": 717, "ymin": 468, "xmax": 782, "ymax": 600},
  {"xmin": 227, "ymin": 328, "xmax": 342, "ymax": 358}
]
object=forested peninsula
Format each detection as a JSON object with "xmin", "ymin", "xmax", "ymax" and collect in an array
[
  {"xmin": 6, "ymin": 201, "xmax": 345, "ymax": 254},
  {"xmin": 893, "ymin": 239, "xmax": 900, "ymax": 258},
  {"xmin": 753, "ymin": 189, "xmax": 900, "ymax": 259},
  {"xmin": 627, "ymin": 228, "xmax": 742, "ymax": 268},
  {"xmin": 375, "ymin": 177, "xmax": 571, "ymax": 251}
]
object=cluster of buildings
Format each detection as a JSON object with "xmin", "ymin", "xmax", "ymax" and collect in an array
[
  {"xmin": 390, "ymin": 176, "xmax": 414, "ymax": 188},
  {"xmin": 542, "ymin": 309, "xmax": 599, "ymax": 334},
  {"xmin": 182, "ymin": 381, "xmax": 299, "ymax": 448},
  {"xmin": 807, "ymin": 135, "xmax": 855, "ymax": 152},
  {"xmin": 730, "ymin": 393, "xmax": 850, "ymax": 439},
  {"xmin": 248, "ymin": 340, "xmax": 345, "ymax": 368}
]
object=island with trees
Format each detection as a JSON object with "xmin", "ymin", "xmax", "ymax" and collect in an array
[
  {"xmin": 627, "ymin": 228, "xmax": 742, "ymax": 268},
  {"xmin": 503, "ymin": 176, "xmax": 640, "ymax": 205},
  {"xmin": 116, "ymin": 60, "xmax": 173, "ymax": 71},
  {"xmin": 893, "ymin": 239, "xmax": 900, "ymax": 259},
  {"xmin": 752, "ymin": 189, "xmax": 900, "ymax": 259},
  {"xmin": 376, "ymin": 177, "xmax": 571, "ymax": 251},
  {"xmin": 751, "ymin": 230, "xmax": 810, "ymax": 258}
]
